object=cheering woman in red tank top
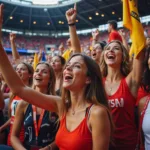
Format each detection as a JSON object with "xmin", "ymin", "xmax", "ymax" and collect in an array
[{"xmin": 100, "ymin": 40, "xmax": 145, "ymax": 150}]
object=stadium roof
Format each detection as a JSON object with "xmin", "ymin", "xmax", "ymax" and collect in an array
[
  {"xmin": 1, "ymin": 0, "xmax": 150, "ymax": 32},
  {"xmin": 2, "ymin": 0, "xmax": 82, "ymax": 8}
]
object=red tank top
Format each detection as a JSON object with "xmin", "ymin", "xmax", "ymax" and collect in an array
[
  {"xmin": 55, "ymin": 105, "xmax": 93, "ymax": 150},
  {"xmin": 7, "ymin": 96, "xmax": 24, "ymax": 146},
  {"xmin": 104, "ymin": 78, "xmax": 137, "ymax": 150}
]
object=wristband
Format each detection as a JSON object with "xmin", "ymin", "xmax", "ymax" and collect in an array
[
  {"xmin": 68, "ymin": 22, "xmax": 75, "ymax": 26},
  {"xmin": 93, "ymin": 39, "xmax": 97, "ymax": 41}
]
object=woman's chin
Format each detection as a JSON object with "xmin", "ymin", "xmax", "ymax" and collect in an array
[
  {"xmin": 106, "ymin": 61, "xmax": 116, "ymax": 66},
  {"xmin": 63, "ymin": 82, "xmax": 72, "ymax": 90}
]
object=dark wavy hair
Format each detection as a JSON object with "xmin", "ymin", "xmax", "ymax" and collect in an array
[
  {"xmin": 57, "ymin": 55, "xmax": 66, "ymax": 66},
  {"xmin": 21, "ymin": 62, "xmax": 34, "ymax": 87}
]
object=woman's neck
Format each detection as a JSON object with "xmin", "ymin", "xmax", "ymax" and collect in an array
[
  {"xmin": 55, "ymin": 71, "xmax": 62, "ymax": 80},
  {"xmin": 55, "ymin": 71, "xmax": 62, "ymax": 91},
  {"xmin": 35, "ymin": 86, "xmax": 47, "ymax": 94},
  {"xmin": 70, "ymin": 89, "xmax": 88, "ymax": 110},
  {"xmin": 23, "ymin": 80, "xmax": 30, "ymax": 87},
  {"xmin": 106, "ymin": 66, "xmax": 123, "ymax": 82}
]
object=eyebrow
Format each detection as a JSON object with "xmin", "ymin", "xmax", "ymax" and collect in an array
[
  {"xmin": 16, "ymin": 67, "xmax": 27, "ymax": 69},
  {"xmin": 67, "ymin": 62, "xmax": 83, "ymax": 66},
  {"xmin": 107, "ymin": 45, "xmax": 120, "ymax": 49},
  {"xmin": 94, "ymin": 46, "xmax": 102, "ymax": 49},
  {"xmin": 35, "ymin": 68, "xmax": 49, "ymax": 71}
]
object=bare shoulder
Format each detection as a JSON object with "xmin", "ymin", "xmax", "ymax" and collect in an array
[
  {"xmin": 19, "ymin": 100, "xmax": 28, "ymax": 107},
  {"xmin": 90, "ymin": 105, "xmax": 108, "ymax": 119},
  {"xmin": 17, "ymin": 100, "xmax": 29, "ymax": 113}
]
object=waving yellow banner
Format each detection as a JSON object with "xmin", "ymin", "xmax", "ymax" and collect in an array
[{"xmin": 123, "ymin": 0, "xmax": 146, "ymax": 58}]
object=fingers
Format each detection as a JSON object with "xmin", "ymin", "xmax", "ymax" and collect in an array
[
  {"xmin": 66, "ymin": 4, "xmax": 77, "ymax": 16},
  {"xmin": 67, "ymin": 8, "xmax": 75, "ymax": 16},
  {"xmin": 0, "ymin": 4, "xmax": 4, "ymax": 25},
  {"xmin": 9, "ymin": 33, "xmax": 16, "ymax": 39},
  {"xmin": 74, "ymin": 3, "xmax": 77, "ymax": 11},
  {"xmin": 0, "ymin": 4, "xmax": 4, "ymax": 18}
]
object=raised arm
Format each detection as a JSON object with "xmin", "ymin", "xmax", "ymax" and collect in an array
[
  {"xmin": 92, "ymin": 29, "xmax": 100, "ymax": 47},
  {"xmin": 0, "ymin": 4, "xmax": 61, "ymax": 113},
  {"xmin": 38, "ymin": 49, "xmax": 43, "ymax": 62},
  {"xmin": 58, "ymin": 43, "xmax": 64, "ymax": 56},
  {"xmin": 0, "ymin": 48, "xmax": 61, "ymax": 112},
  {"xmin": 126, "ymin": 49, "xmax": 145, "ymax": 97},
  {"xmin": 9, "ymin": 33, "xmax": 20, "ymax": 64},
  {"xmin": 66, "ymin": 4, "xmax": 81, "ymax": 53}
]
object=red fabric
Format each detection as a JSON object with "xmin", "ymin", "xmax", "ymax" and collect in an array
[
  {"xmin": 136, "ymin": 87, "xmax": 149, "ymax": 106},
  {"xmin": 55, "ymin": 112, "xmax": 92, "ymax": 150},
  {"xmin": 4, "ymin": 86, "xmax": 10, "ymax": 93},
  {"xmin": 7, "ymin": 96, "xmax": 24, "ymax": 146},
  {"xmin": 108, "ymin": 30, "xmax": 122, "ymax": 43},
  {"xmin": 104, "ymin": 78, "xmax": 137, "ymax": 150}
]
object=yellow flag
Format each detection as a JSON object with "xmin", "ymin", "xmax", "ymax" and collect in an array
[
  {"xmin": 123, "ymin": 0, "xmax": 146, "ymax": 58},
  {"xmin": 33, "ymin": 53, "xmax": 39, "ymax": 70}
]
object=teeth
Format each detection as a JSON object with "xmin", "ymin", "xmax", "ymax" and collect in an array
[
  {"xmin": 36, "ymin": 79, "xmax": 42, "ymax": 81},
  {"xmin": 108, "ymin": 56, "xmax": 114, "ymax": 59},
  {"xmin": 107, "ymin": 55, "xmax": 115, "ymax": 59},
  {"xmin": 65, "ymin": 75, "xmax": 72, "ymax": 80}
]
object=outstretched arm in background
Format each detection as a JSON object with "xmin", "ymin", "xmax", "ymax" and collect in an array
[
  {"xmin": 10, "ymin": 33, "xmax": 20, "ymax": 64},
  {"xmin": 92, "ymin": 29, "xmax": 100, "ymax": 47},
  {"xmin": 66, "ymin": 3, "xmax": 81, "ymax": 53}
]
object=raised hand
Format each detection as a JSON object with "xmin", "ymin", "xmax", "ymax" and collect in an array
[
  {"xmin": 9, "ymin": 33, "xmax": 16, "ymax": 42},
  {"xmin": 118, "ymin": 29, "xmax": 126, "ymax": 39},
  {"xmin": 66, "ymin": 3, "xmax": 77, "ymax": 24},
  {"xmin": 0, "ymin": 4, "xmax": 3, "ymax": 29},
  {"xmin": 58, "ymin": 43, "xmax": 64, "ymax": 51},
  {"xmin": 92, "ymin": 29, "xmax": 100, "ymax": 41}
]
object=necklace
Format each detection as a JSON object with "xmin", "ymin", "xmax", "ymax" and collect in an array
[
  {"xmin": 109, "ymin": 87, "xmax": 112, "ymax": 92},
  {"xmin": 105, "ymin": 81, "xmax": 113, "ymax": 96},
  {"xmin": 72, "ymin": 109, "xmax": 75, "ymax": 115},
  {"xmin": 71, "ymin": 107, "xmax": 86, "ymax": 115}
]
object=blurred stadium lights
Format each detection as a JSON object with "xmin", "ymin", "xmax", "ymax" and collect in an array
[
  {"xmin": 1, "ymin": 15, "xmax": 150, "ymax": 37},
  {"xmin": 32, "ymin": 0, "xmax": 59, "ymax": 5}
]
